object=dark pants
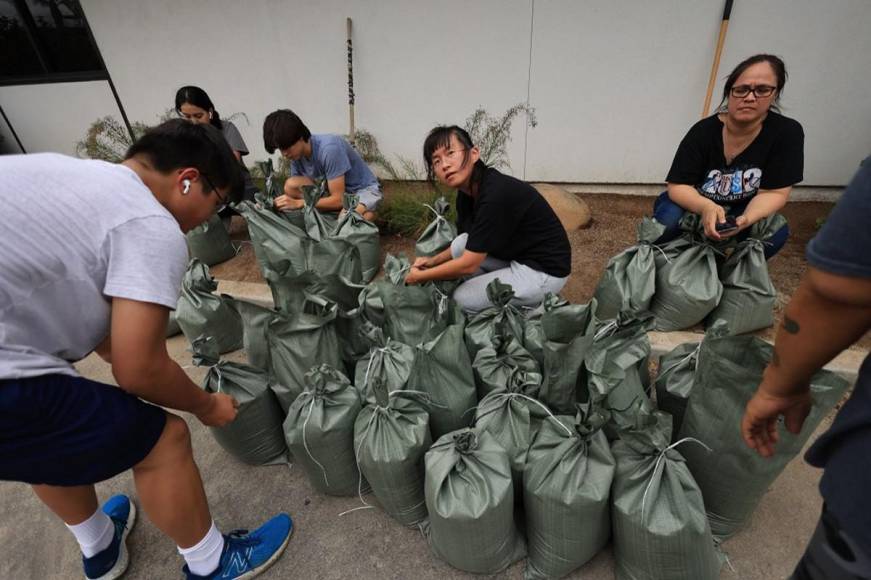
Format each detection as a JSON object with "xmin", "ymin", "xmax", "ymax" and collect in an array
[
  {"xmin": 652, "ymin": 191, "xmax": 789, "ymax": 259},
  {"xmin": 791, "ymin": 505, "xmax": 871, "ymax": 580}
]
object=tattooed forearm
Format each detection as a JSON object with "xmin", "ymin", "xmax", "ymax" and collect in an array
[
  {"xmin": 771, "ymin": 349, "xmax": 781, "ymax": 367},
  {"xmin": 782, "ymin": 316, "xmax": 801, "ymax": 334}
]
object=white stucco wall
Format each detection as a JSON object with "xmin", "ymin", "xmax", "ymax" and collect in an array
[{"xmin": 3, "ymin": 0, "xmax": 869, "ymax": 186}]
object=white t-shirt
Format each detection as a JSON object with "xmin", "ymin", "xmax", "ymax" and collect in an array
[{"xmin": 0, "ymin": 153, "xmax": 189, "ymax": 379}]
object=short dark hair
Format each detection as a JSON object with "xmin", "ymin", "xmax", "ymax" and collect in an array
[
  {"xmin": 263, "ymin": 109, "xmax": 311, "ymax": 154},
  {"xmin": 175, "ymin": 85, "xmax": 222, "ymax": 130},
  {"xmin": 422, "ymin": 125, "xmax": 486, "ymax": 185},
  {"xmin": 125, "ymin": 119, "xmax": 244, "ymax": 203},
  {"xmin": 720, "ymin": 54, "xmax": 788, "ymax": 112}
]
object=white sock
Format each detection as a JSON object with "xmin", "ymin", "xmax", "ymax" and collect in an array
[
  {"xmin": 178, "ymin": 521, "xmax": 224, "ymax": 576},
  {"xmin": 66, "ymin": 508, "xmax": 114, "ymax": 558}
]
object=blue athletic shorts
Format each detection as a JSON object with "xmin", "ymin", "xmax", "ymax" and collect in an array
[{"xmin": 0, "ymin": 374, "xmax": 167, "ymax": 486}]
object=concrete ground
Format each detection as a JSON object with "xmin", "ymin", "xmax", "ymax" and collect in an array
[{"xmin": 1, "ymin": 280, "xmax": 861, "ymax": 580}]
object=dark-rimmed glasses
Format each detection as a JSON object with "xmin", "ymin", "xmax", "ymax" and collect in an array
[
  {"xmin": 201, "ymin": 173, "xmax": 227, "ymax": 213},
  {"xmin": 730, "ymin": 85, "xmax": 776, "ymax": 99}
]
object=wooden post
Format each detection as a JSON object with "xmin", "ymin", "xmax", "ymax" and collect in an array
[
  {"xmin": 702, "ymin": 0, "xmax": 734, "ymax": 118},
  {"xmin": 347, "ymin": 17, "xmax": 356, "ymax": 145}
]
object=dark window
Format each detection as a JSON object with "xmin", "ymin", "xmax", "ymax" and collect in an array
[{"xmin": 0, "ymin": 0, "xmax": 106, "ymax": 85}]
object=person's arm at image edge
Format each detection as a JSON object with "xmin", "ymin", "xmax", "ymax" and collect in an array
[{"xmin": 742, "ymin": 268, "xmax": 871, "ymax": 457}]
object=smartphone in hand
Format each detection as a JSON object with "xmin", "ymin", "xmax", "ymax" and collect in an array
[{"xmin": 715, "ymin": 216, "xmax": 739, "ymax": 234}]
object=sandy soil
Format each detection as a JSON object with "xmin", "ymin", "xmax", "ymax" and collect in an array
[{"xmin": 212, "ymin": 193, "xmax": 870, "ymax": 349}]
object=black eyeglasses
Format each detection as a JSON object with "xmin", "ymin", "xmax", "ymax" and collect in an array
[
  {"xmin": 730, "ymin": 85, "xmax": 776, "ymax": 99},
  {"xmin": 201, "ymin": 173, "xmax": 227, "ymax": 213}
]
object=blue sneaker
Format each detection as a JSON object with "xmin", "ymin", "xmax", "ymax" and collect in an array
[
  {"xmin": 82, "ymin": 494, "xmax": 137, "ymax": 580},
  {"xmin": 183, "ymin": 514, "xmax": 293, "ymax": 579}
]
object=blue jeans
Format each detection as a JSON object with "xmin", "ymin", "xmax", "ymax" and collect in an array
[{"xmin": 652, "ymin": 191, "xmax": 789, "ymax": 259}]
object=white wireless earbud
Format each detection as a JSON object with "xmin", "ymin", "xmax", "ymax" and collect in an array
[{"xmin": 182, "ymin": 179, "xmax": 191, "ymax": 194}]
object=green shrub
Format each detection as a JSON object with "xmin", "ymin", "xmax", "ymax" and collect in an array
[{"xmin": 377, "ymin": 184, "xmax": 457, "ymax": 238}]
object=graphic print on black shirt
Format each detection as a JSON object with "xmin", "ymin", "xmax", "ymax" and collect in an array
[
  {"xmin": 700, "ymin": 165, "xmax": 763, "ymax": 202},
  {"xmin": 666, "ymin": 111, "xmax": 804, "ymax": 205},
  {"xmin": 455, "ymin": 167, "xmax": 571, "ymax": 278}
]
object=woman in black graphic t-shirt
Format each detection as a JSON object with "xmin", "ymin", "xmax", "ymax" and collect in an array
[
  {"xmin": 655, "ymin": 54, "xmax": 804, "ymax": 258},
  {"xmin": 404, "ymin": 125, "xmax": 571, "ymax": 312}
]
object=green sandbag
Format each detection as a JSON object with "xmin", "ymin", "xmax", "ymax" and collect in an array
[
  {"xmin": 473, "ymin": 334, "xmax": 542, "ymax": 398},
  {"xmin": 594, "ymin": 216, "xmax": 667, "ymax": 320},
  {"xmin": 185, "ymin": 213, "xmax": 236, "ymax": 266},
  {"xmin": 586, "ymin": 314, "xmax": 655, "ymax": 439},
  {"xmin": 653, "ymin": 321, "xmax": 729, "ymax": 442},
  {"xmin": 225, "ymin": 297, "xmax": 276, "ymax": 371},
  {"xmin": 166, "ymin": 310, "xmax": 182, "ymax": 337},
  {"xmin": 415, "ymin": 197, "xmax": 457, "ymax": 258},
  {"xmin": 284, "ymin": 364, "xmax": 364, "ymax": 496},
  {"xmin": 425, "ymin": 428, "xmax": 526, "ymax": 574},
  {"xmin": 353, "ymin": 325, "xmax": 415, "ymax": 403},
  {"xmin": 539, "ymin": 300, "xmax": 597, "ymax": 414},
  {"xmin": 650, "ymin": 217, "xmax": 723, "ymax": 331},
  {"xmin": 194, "ymin": 340, "xmax": 288, "ymax": 466},
  {"xmin": 653, "ymin": 341, "xmax": 700, "ymax": 443},
  {"xmin": 677, "ymin": 330, "xmax": 850, "ymax": 539},
  {"xmin": 405, "ymin": 322, "xmax": 477, "ymax": 440},
  {"xmin": 176, "ymin": 259, "xmax": 243, "ymax": 354},
  {"xmin": 334, "ymin": 192, "xmax": 381, "ymax": 282},
  {"xmin": 267, "ymin": 265, "xmax": 363, "ymax": 316},
  {"xmin": 362, "ymin": 254, "xmax": 459, "ymax": 346},
  {"xmin": 523, "ymin": 404, "xmax": 615, "ymax": 580},
  {"xmin": 354, "ymin": 382, "xmax": 432, "ymax": 526},
  {"xmin": 235, "ymin": 199, "xmax": 309, "ymax": 278},
  {"xmin": 611, "ymin": 409, "xmax": 721, "ymax": 580},
  {"xmin": 705, "ymin": 214, "xmax": 786, "ymax": 335},
  {"xmin": 475, "ymin": 369, "xmax": 548, "ymax": 490},
  {"xmin": 521, "ymin": 293, "xmax": 569, "ymax": 367},
  {"xmin": 267, "ymin": 294, "xmax": 343, "ymax": 413},
  {"xmin": 465, "ymin": 278, "xmax": 526, "ymax": 360}
]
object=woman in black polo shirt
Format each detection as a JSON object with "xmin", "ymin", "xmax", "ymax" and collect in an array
[
  {"xmin": 405, "ymin": 125, "xmax": 571, "ymax": 312},
  {"xmin": 655, "ymin": 53, "xmax": 804, "ymax": 258}
]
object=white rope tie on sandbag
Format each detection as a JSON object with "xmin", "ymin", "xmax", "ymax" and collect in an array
[
  {"xmin": 434, "ymin": 288, "xmax": 449, "ymax": 319},
  {"xmin": 388, "ymin": 389, "xmax": 447, "ymax": 409},
  {"xmin": 484, "ymin": 392, "xmax": 574, "ymax": 438},
  {"xmin": 362, "ymin": 343, "xmax": 391, "ymax": 388},
  {"xmin": 422, "ymin": 203, "xmax": 445, "ymax": 222},
  {"xmin": 648, "ymin": 243, "xmax": 672, "ymax": 264},
  {"xmin": 659, "ymin": 342, "xmax": 702, "ymax": 380},
  {"xmin": 339, "ymin": 409, "xmax": 378, "ymax": 517},
  {"xmin": 640, "ymin": 437, "xmax": 713, "ymax": 523},
  {"xmin": 301, "ymin": 394, "xmax": 330, "ymax": 488},
  {"xmin": 594, "ymin": 319, "xmax": 620, "ymax": 341}
]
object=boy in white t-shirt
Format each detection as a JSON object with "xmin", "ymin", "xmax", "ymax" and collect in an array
[{"xmin": 0, "ymin": 120, "xmax": 292, "ymax": 580}]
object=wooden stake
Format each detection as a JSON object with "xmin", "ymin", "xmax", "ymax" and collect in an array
[
  {"xmin": 702, "ymin": 0, "xmax": 734, "ymax": 118},
  {"xmin": 347, "ymin": 17, "xmax": 356, "ymax": 145}
]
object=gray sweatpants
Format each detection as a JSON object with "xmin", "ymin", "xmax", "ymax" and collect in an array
[{"xmin": 450, "ymin": 233, "xmax": 568, "ymax": 312}]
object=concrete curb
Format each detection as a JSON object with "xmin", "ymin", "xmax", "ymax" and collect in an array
[{"xmin": 216, "ymin": 279, "xmax": 864, "ymax": 385}]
